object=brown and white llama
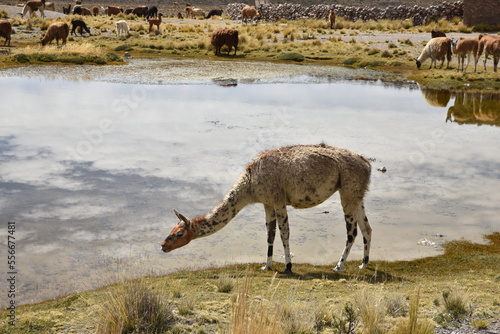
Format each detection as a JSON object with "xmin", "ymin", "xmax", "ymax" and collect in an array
[
  {"xmin": 161, "ymin": 144, "xmax": 372, "ymax": 274},
  {"xmin": 21, "ymin": 0, "xmax": 46, "ymax": 19}
]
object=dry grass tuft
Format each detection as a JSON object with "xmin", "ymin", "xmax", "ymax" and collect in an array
[
  {"xmin": 215, "ymin": 273, "xmax": 235, "ymax": 293},
  {"xmin": 11, "ymin": 42, "xmax": 104, "ymax": 56},
  {"xmin": 95, "ymin": 277, "xmax": 175, "ymax": 334},
  {"xmin": 389, "ymin": 289, "xmax": 435, "ymax": 334},
  {"xmin": 354, "ymin": 288, "xmax": 385, "ymax": 334},
  {"xmin": 230, "ymin": 272, "xmax": 280, "ymax": 334}
]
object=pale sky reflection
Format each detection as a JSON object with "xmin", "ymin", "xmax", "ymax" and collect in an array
[{"xmin": 0, "ymin": 71, "xmax": 499, "ymax": 306}]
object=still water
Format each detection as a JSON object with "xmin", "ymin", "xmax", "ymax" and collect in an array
[{"xmin": 0, "ymin": 60, "xmax": 499, "ymax": 306}]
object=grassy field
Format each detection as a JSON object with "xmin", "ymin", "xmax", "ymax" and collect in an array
[
  {"xmin": 1, "ymin": 9, "xmax": 499, "ymax": 89},
  {"xmin": 1, "ymin": 233, "xmax": 499, "ymax": 333}
]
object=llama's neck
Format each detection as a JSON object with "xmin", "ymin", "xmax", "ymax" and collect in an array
[
  {"xmin": 417, "ymin": 52, "xmax": 429, "ymax": 64},
  {"xmin": 191, "ymin": 173, "xmax": 252, "ymax": 239}
]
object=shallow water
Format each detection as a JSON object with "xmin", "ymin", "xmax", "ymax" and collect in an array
[{"xmin": 0, "ymin": 59, "xmax": 499, "ymax": 306}]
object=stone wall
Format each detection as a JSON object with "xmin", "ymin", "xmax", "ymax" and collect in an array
[
  {"xmin": 463, "ymin": 0, "xmax": 499, "ymax": 27},
  {"xmin": 227, "ymin": 1, "xmax": 464, "ymax": 26}
]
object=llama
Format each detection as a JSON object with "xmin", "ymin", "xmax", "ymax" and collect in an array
[
  {"xmin": 478, "ymin": 34, "xmax": 500, "ymax": 72},
  {"xmin": 41, "ymin": 22, "xmax": 69, "ymax": 46},
  {"xmin": 21, "ymin": 0, "xmax": 46, "ymax": 19},
  {"xmin": 241, "ymin": 6, "xmax": 260, "ymax": 24},
  {"xmin": 431, "ymin": 30, "xmax": 446, "ymax": 38},
  {"xmin": 451, "ymin": 38, "xmax": 479, "ymax": 72},
  {"xmin": 328, "ymin": 10, "xmax": 336, "ymax": 29},
  {"xmin": 416, "ymin": 37, "xmax": 452, "ymax": 69},
  {"xmin": 161, "ymin": 144, "xmax": 372, "ymax": 274},
  {"xmin": 211, "ymin": 28, "xmax": 238, "ymax": 55},
  {"xmin": 115, "ymin": 20, "xmax": 129, "ymax": 36},
  {"xmin": 148, "ymin": 13, "xmax": 163, "ymax": 32},
  {"xmin": 0, "ymin": 20, "xmax": 12, "ymax": 47}
]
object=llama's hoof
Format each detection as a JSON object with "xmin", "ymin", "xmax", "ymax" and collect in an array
[
  {"xmin": 279, "ymin": 268, "xmax": 293, "ymax": 275},
  {"xmin": 332, "ymin": 266, "xmax": 343, "ymax": 272},
  {"xmin": 358, "ymin": 263, "xmax": 368, "ymax": 269},
  {"xmin": 261, "ymin": 265, "xmax": 273, "ymax": 271}
]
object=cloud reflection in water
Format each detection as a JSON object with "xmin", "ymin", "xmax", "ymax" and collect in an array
[{"xmin": 0, "ymin": 73, "xmax": 499, "ymax": 306}]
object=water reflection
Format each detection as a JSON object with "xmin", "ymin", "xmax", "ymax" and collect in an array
[
  {"xmin": 447, "ymin": 91, "xmax": 500, "ymax": 126},
  {"xmin": 419, "ymin": 86, "xmax": 451, "ymax": 107},
  {"xmin": 419, "ymin": 85, "xmax": 500, "ymax": 126},
  {"xmin": 0, "ymin": 65, "xmax": 499, "ymax": 307}
]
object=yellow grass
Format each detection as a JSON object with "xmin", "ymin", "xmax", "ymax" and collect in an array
[{"xmin": 11, "ymin": 42, "xmax": 105, "ymax": 57}]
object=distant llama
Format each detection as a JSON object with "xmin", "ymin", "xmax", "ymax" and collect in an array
[
  {"xmin": 21, "ymin": 0, "xmax": 46, "ymax": 18},
  {"xmin": 161, "ymin": 144, "xmax": 372, "ymax": 274}
]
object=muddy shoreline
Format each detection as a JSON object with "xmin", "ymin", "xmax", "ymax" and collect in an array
[{"xmin": 0, "ymin": 56, "xmax": 409, "ymax": 85}]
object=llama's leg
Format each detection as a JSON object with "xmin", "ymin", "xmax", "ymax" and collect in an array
[
  {"xmin": 275, "ymin": 205, "xmax": 292, "ymax": 274},
  {"xmin": 356, "ymin": 204, "xmax": 372, "ymax": 269},
  {"xmin": 333, "ymin": 211, "xmax": 357, "ymax": 271},
  {"xmin": 334, "ymin": 197, "xmax": 371, "ymax": 271},
  {"xmin": 464, "ymin": 54, "xmax": 470, "ymax": 72},
  {"xmin": 262, "ymin": 205, "xmax": 276, "ymax": 271}
]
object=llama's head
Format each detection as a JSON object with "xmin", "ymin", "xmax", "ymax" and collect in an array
[
  {"xmin": 161, "ymin": 209, "xmax": 195, "ymax": 253},
  {"xmin": 450, "ymin": 39, "xmax": 457, "ymax": 52}
]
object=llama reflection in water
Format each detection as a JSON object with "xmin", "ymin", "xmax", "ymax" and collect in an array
[
  {"xmin": 447, "ymin": 91, "xmax": 500, "ymax": 126},
  {"xmin": 419, "ymin": 85, "xmax": 500, "ymax": 126}
]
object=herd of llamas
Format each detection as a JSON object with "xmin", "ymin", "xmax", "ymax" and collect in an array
[{"xmin": 0, "ymin": 1, "xmax": 499, "ymax": 70}]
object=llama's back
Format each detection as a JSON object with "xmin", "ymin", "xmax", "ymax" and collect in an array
[{"xmin": 246, "ymin": 144, "xmax": 371, "ymax": 208}]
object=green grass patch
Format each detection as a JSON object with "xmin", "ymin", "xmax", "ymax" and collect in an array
[
  {"xmin": 1, "ymin": 233, "xmax": 498, "ymax": 334},
  {"xmin": 278, "ymin": 52, "xmax": 304, "ymax": 62}
]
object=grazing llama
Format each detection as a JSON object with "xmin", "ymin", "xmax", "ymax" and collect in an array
[{"xmin": 161, "ymin": 144, "xmax": 372, "ymax": 274}]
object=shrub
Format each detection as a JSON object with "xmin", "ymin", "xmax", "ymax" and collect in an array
[
  {"xmin": 114, "ymin": 45, "xmax": 133, "ymax": 52},
  {"xmin": 177, "ymin": 296, "xmax": 196, "ymax": 316},
  {"xmin": 96, "ymin": 278, "xmax": 175, "ymax": 334},
  {"xmin": 442, "ymin": 290, "xmax": 472, "ymax": 321},
  {"xmin": 385, "ymin": 294, "xmax": 408, "ymax": 317},
  {"xmin": 13, "ymin": 53, "xmax": 30, "ymax": 63},
  {"xmin": 343, "ymin": 57, "xmax": 360, "ymax": 65},
  {"xmin": 434, "ymin": 289, "xmax": 473, "ymax": 328},
  {"xmin": 105, "ymin": 52, "xmax": 122, "ymax": 62},
  {"xmin": 230, "ymin": 273, "xmax": 280, "ymax": 334},
  {"xmin": 381, "ymin": 50, "xmax": 392, "ymax": 58},
  {"xmin": 471, "ymin": 319, "xmax": 488, "ymax": 330},
  {"xmin": 331, "ymin": 302, "xmax": 359, "ymax": 334},
  {"xmin": 278, "ymin": 52, "xmax": 304, "ymax": 62},
  {"xmin": 354, "ymin": 289, "xmax": 384, "ymax": 334},
  {"xmin": 215, "ymin": 273, "xmax": 234, "ymax": 293},
  {"xmin": 389, "ymin": 289, "xmax": 435, "ymax": 334}
]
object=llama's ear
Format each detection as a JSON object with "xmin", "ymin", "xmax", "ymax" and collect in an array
[{"xmin": 173, "ymin": 209, "xmax": 191, "ymax": 226}]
